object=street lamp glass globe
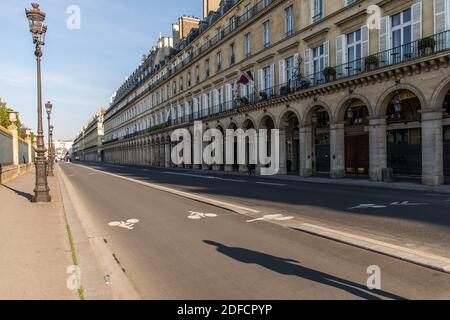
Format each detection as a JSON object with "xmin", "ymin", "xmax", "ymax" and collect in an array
[
  {"xmin": 45, "ymin": 101, "xmax": 52, "ymax": 115},
  {"xmin": 25, "ymin": 3, "xmax": 47, "ymax": 43}
]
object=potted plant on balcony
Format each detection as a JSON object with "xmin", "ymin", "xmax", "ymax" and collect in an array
[
  {"xmin": 365, "ymin": 55, "xmax": 379, "ymax": 71},
  {"xmin": 322, "ymin": 67, "xmax": 336, "ymax": 82},
  {"xmin": 239, "ymin": 96, "xmax": 249, "ymax": 106},
  {"xmin": 259, "ymin": 91, "xmax": 268, "ymax": 100},
  {"xmin": 280, "ymin": 85, "xmax": 291, "ymax": 96},
  {"xmin": 418, "ymin": 36, "xmax": 436, "ymax": 56}
]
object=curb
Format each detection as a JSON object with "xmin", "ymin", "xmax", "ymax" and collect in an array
[{"xmin": 58, "ymin": 165, "xmax": 141, "ymax": 300}]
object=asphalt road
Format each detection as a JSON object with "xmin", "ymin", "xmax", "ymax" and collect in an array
[
  {"xmin": 70, "ymin": 162, "xmax": 450, "ymax": 258},
  {"xmin": 60, "ymin": 162, "xmax": 450, "ymax": 299}
]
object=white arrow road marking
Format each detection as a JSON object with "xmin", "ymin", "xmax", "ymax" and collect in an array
[
  {"xmin": 390, "ymin": 201, "xmax": 428, "ymax": 206},
  {"xmin": 188, "ymin": 211, "xmax": 218, "ymax": 220},
  {"xmin": 247, "ymin": 214, "xmax": 294, "ymax": 223},
  {"xmin": 348, "ymin": 204, "xmax": 387, "ymax": 210},
  {"xmin": 108, "ymin": 219, "xmax": 140, "ymax": 230}
]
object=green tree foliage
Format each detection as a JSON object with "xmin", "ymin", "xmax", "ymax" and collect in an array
[{"xmin": 0, "ymin": 99, "xmax": 12, "ymax": 128}]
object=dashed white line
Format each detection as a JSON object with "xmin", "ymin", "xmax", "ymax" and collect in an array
[
  {"xmin": 256, "ymin": 182, "xmax": 287, "ymax": 187},
  {"xmin": 221, "ymin": 178, "xmax": 245, "ymax": 183},
  {"xmin": 163, "ymin": 171, "xmax": 215, "ymax": 180},
  {"xmin": 162, "ymin": 171, "xmax": 246, "ymax": 183}
]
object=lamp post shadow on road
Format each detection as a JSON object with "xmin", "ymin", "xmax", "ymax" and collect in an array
[{"xmin": 26, "ymin": 3, "xmax": 51, "ymax": 202}]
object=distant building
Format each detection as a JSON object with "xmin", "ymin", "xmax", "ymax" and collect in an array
[
  {"xmin": 53, "ymin": 140, "xmax": 73, "ymax": 160},
  {"xmin": 72, "ymin": 108, "xmax": 106, "ymax": 162}
]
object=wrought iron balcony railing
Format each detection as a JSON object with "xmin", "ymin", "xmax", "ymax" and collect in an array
[
  {"xmin": 110, "ymin": 31, "xmax": 450, "ymax": 140},
  {"xmin": 162, "ymin": 31, "xmax": 450, "ymax": 130}
]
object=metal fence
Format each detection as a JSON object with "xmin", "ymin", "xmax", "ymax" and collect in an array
[{"xmin": 0, "ymin": 129, "xmax": 13, "ymax": 166}]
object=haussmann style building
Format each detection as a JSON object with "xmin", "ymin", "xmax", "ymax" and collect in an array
[
  {"xmin": 73, "ymin": 109, "xmax": 106, "ymax": 162},
  {"xmin": 76, "ymin": 0, "xmax": 450, "ymax": 186}
]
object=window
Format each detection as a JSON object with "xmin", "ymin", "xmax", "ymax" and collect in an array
[
  {"xmin": 173, "ymin": 81, "xmax": 177, "ymax": 95},
  {"xmin": 244, "ymin": 4, "xmax": 252, "ymax": 21},
  {"xmin": 230, "ymin": 16, "xmax": 238, "ymax": 32},
  {"xmin": 263, "ymin": 0, "xmax": 270, "ymax": 8},
  {"xmin": 217, "ymin": 27, "xmax": 223, "ymax": 40},
  {"xmin": 392, "ymin": 8, "xmax": 412, "ymax": 62},
  {"xmin": 218, "ymin": 87, "xmax": 224, "ymax": 111},
  {"xmin": 179, "ymin": 77, "xmax": 183, "ymax": 91},
  {"xmin": 263, "ymin": 21, "xmax": 270, "ymax": 48},
  {"xmin": 195, "ymin": 65, "xmax": 200, "ymax": 84},
  {"xmin": 312, "ymin": 44, "xmax": 326, "ymax": 83},
  {"xmin": 187, "ymin": 72, "xmax": 191, "ymax": 88},
  {"xmin": 285, "ymin": 56, "xmax": 295, "ymax": 86},
  {"xmin": 347, "ymin": 29, "xmax": 362, "ymax": 74},
  {"xmin": 230, "ymin": 43, "xmax": 235, "ymax": 65},
  {"xmin": 205, "ymin": 59, "xmax": 210, "ymax": 79},
  {"xmin": 216, "ymin": 52, "xmax": 222, "ymax": 72},
  {"xmin": 285, "ymin": 6, "xmax": 294, "ymax": 37},
  {"xmin": 263, "ymin": 66, "xmax": 272, "ymax": 96},
  {"xmin": 312, "ymin": 0, "xmax": 323, "ymax": 23},
  {"xmin": 244, "ymin": 32, "xmax": 252, "ymax": 57}
]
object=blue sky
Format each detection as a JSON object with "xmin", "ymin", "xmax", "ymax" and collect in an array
[{"xmin": 0, "ymin": 0, "xmax": 201, "ymax": 139}]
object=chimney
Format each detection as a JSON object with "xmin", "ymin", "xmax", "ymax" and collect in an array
[
  {"xmin": 203, "ymin": 0, "xmax": 221, "ymax": 19},
  {"xmin": 173, "ymin": 16, "xmax": 200, "ymax": 46}
]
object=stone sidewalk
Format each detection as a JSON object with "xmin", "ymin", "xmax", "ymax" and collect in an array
[{"xmin": 0, "ymin": 170, "xmax": 79, "ymax": 300}]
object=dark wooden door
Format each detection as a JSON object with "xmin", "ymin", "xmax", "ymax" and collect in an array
[
  {"xmin": 345, "ymin": 134, "xmax": 369, "ymax": 175},
  {"xmin": 315, "ymin": 144, "xmax": 330, "ymax": 173}
]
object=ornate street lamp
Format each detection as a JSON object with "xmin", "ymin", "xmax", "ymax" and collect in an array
[
  {"xmin": 49, "ymin": 124, "xmax": 55, "ymax": 174},
  {"xmin": 45, "ymin": 101, "xmax": 54, "ymax": 176},
  {"xmin": 26, "ymin": 3, "xmax": 51, "ymax": 202}
]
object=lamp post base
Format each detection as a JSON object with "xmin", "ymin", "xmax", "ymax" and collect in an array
[
  {"xmin": 33, "ymin": 156, "xmax": 51, "ymax": 203},
  {"xmin": 32, "ymin": 192, "xmax": 52, "ymax": 203}
]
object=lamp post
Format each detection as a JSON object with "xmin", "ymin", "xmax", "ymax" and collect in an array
[
  {"xmin": 50, "ymin": 125, "xmax": 55, "ymax": 173},
  {"xmin": 26, "ymin": 3, "xmax": 51, "ymax": 202},
  {"xmin": 45, "ymin": 101, "xmax": 54, "ymax": 176}
]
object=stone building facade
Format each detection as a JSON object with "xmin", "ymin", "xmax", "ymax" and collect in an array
[
  {"xmin": 73, "ymin": 109, "xmax": 105, "ymax": 162},
  {"xmin": 91, "ymin": 0, "xmax": 450, "ymax": 186}
]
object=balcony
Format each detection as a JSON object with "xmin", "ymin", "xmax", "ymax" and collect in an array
[
  {"xmin": 157, "ymin": 31, "xmax": 450, "ymax": 132},
  {"xmin": 308, "ymin": 31, "xmax": 450, "ymax": 86}
]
